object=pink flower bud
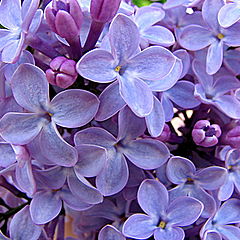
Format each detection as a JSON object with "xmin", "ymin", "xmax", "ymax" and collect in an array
[
  {"xmin": 46, "ymin": 56, "xmax": 78, "ymax": 88},
  {"xmin": 90, "ymin": 0, "xmax": 121, "ymax": 23},
  {"xmin": 192, "ymin": 120, "xmax": 221, "ymax": 147},
  {"xmin": 45, "ymin": 0, "xmax": 83, "ymax": 40},
  {"xmin": 222, "ymin": 125, "xmax": 240, "ymax": 148}
]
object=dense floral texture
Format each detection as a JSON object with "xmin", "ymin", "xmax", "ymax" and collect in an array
[{"xmin": 0, "ymin": 0, "xmax": 240, "ymax": 239}]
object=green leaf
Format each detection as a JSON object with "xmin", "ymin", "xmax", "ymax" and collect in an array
[{"xmin": 132, "ymin": 0, "xmax": 152, "ymax": 7}]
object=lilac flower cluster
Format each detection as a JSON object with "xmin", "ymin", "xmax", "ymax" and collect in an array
[{"xmin": 1, "ymin": 0, "xmax": 240, "ymax": 239}]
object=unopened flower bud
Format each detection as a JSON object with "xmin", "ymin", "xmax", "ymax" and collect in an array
[
  {"xmin": 45, "ymin": 0, "xmax": 83, "ymax": 40},
  {"xmin": 222, "ymin": 125, "xmax": 240, "ymax": 148},
  {"xmin": 192, "ymin": 120, "xmax": 221, "ymax": 147},
  {"xmin": 90, "ymin": 0, "xmax": 121, "ymax": 23},
  {"xmin": 46, "ymin": 56, "xmax": 78, "ymax": 88}
]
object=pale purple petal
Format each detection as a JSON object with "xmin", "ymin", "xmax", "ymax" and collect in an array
[
  {"xmin": 21, "ymin": 0, "xmax": 40, "ymax": 32},
  {"xmin": 76, "ymin": 49, "xmax": 117, "ymax": 83},
  {"xmin": 74, "ymin": 127, "xmax": 116, "ymax": 148},
  {"xmin": 0, "ymin": 0, "xmax": 21, "ymax": 29},
  {"xmin": 118, "ymin": 105, "xmax": 146, "ymax": 142},
  {"xmin": 1, "ymin": 35, "xmax": 26, "ymax": 64},
  {"xmin": 126, "ymin": 46, "xmax": 176, "ymax": 81},
  {"xmin": 67, "ymin": 174, "xmax": 103, "ymax": 204},
  {"xmin": 74, "ymin": 144, "xmax": 106, "ymax": 177},
  {"xmin": 39, "ymin": 122, "xmax": 78, "ymax": 167},
  {"xmin": 51, "ymin": 89, "xmax": 99, "ymax": 128},
  {"xmin": 138, "ymin": 179, "xmax": 168, "ymax": 219},
  {"xmin": 99, "ymin": 225, "xmax": 126, "ymax": 240},
  {"xmin": 218, "ymin": 3, "xmax": 240, "ymax": 28},
  {"xmin": 179, "ymin": 25, "xmax": 215, "ymax": 51},
  {"xmin": 218, "ymin": 225, "xmax": 240, "ymax": 240},
  {"xmin": 206, "ymin": 40, "xmax": 223, "ymax": 75},
  {"xmin": 202, "ymin": 0, "xmax": 224, "ymax": 31},
  {"xmin": 214, "ymin": 95, "xmax": 240, "ymax": 119},
  {"xmin": 161, "ymin": 95, "xmax": 174, "ymax": 122},
  {"xmin": 203, "ymin": 231, "xmax": 222, "ymax": 240},
  {"xmin": 60, "ymin": 186, "xmax": 93, "ymax": 211},
  {"xmin": 96, "ymin": 149, "xmax": 129, "ymax": 196},
  {"xmin": 95, "ymin": 81, "xmax": 126, "ymax": 121},
  {"xmin": 0, "ymin": 113, "xmax": 45, "ymax": 145},
  {"xmin": 119, "ymin": 75, "xmax": 153, "ymax": 117},
  {"xmin": 166, "ymin": 81, "xmax": 200, "ymax": 109},
  {"xmin": 122, "ymin": 214, "xmax": 156, "ymax": 239},
  {"xmin": 16, "ymin": 160, "xmax": 36, "ymax": 196},
  {"xmin": 11, "ymin": 63, "xmax": 49, "ymax": 112},
  {"xmin": 192, "ymin": 59, "xmax": 214, "ymax": 89},
  {"xmin": 166, "ymin": 157, "xmax": 196, "ymax": 184},
  {"xmin": 122, "ymin": 139, "xmax": 170, "ymax": 170},
  {"xmin": 10, "ymin": 206, "xmax": 41, "ymax": 240},
  {"xmin": 154, "ymin": 227, "xmax": 184, "ymax": 240},
  {"xmin": 135, "ymin": 6, "xmax": 165, "ymax": 31},
  {"xmin": 145, "ymin": 96, "xmax": 165, "ymax": 137},
  {"xmin": 218, "ymin": 176, "xmax": 234, "ymax": 201},
  {"xmin": 0, "ymin": 30, "xmax": 17, "ymax": 51},
  {"xmin": 195, "ymin": 166, "xmax": 227, "ymax": 190},
  {"xmin": 167, "ymin": 196, "xmax": 203, "ymax": 226},
  {"xmin": 214, "ymin": 198, "xmax": 240, "ymax": 225},
  {"xmin": 30, "ymin": 191, "xmax": 62, "ymax": 224},
  {"xmin": 173, "ymin": 49, "xmax": 190, "ymax": 79},
  {"xmin": 0, "ymin": 143, "xmax": 16, "ymax": 167},
  {"xmin": 142, "ymin": 26, "xmax": 175, "ymax": 47},
  {"xmin": 222, "ymin": 23, "xmax": 240, "ymax": 46},
  {"xmin": 109, "ymin": 14, "xmax": 140, "ymax": 63}
]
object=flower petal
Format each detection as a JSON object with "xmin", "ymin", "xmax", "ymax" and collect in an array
[
  {"xmin": 138, "ymin": 179, "xmax": 168, "ymax": 219},
  {"xmin": 11, "ymin": 63, "xmax": 49, "ymax": 112},
  {"xmin": 76, "ymin": 49, "xmax": 117, "ymax": 83},
  {"xmin": 119, "ymin": 75, "xmax": 153, "ymax": 117},
  {"xmin": 167, "ymin": 196, "xmax": 203, "ymax": 226},
  {"xmin": 30, "ymin": 191, "xmax": 62, "ymax": 224},
  {"xmin": 51, "ymin": 89, "xmax": 99, "ymax": 128},
  {"xmin": 96, "ymin": 149, "xmax": 129, "ymax": 196},
  {"xmin": 122, "ymin": 214, "xmax": 156, "ymax": 239},
  {"xmin": 154, "ymin": 227, "xmax": 184, "ymax": 240},
  {"xmin": 0, "ymin": 113, "xmax": 45, "ymax": 145},
  {"xmin": 218, "ymin": 3, "xmax": 240, "ymax": 28},
  {"xmin": 10, "ymin": 206, "xmax": 41, "ymax": 240},
  {"xmin": 179, "ymin": 25, "xmax": 215, "ymax": 51},
  {"xmin": 74, "ymin": 144, "xmax": 106, "ymax": 177},
  {"xmin": 166, "ymin": 156, "xmax": 196, "ymax": 184},
  {"xmin": 126, "ymin": 46, "xmax": 176, "ymax": 81},
  {"xmin": 39, "ymin": 122, "xmax": 78, "ymax": 167},
  {"xmin": 95, "ymin": 81, "xmax": 126, "ymax": 121},
  {"xmin": 145, "ymin": 96, "xmax": 165, "ymax": 137},
  {"xmin": 109, "ymin": 14, "xmax": 140, "ymax": 63},
  {"xmin": 99, "ymin": 225, "xmax": 126, "ymax": 240},
  {"xmin": 122, "ymin": 139, "xmax": 169, "ymax": 170}
]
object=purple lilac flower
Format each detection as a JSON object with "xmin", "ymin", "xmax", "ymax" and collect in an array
[
  {"xmin": 179, "ymin": 0, "xmax": 240, "ymax": 74},
  {"xmin": 133, "ymin": 5, "xmax": 175, "ymax": 48},
  {"xmin": 192, "ymin": 60, "xmax": 240, "ymax": 119},
  {"xmin": 0, "ymin": 63, "xmax": 99, "ymax": 167},
  {"xmin": 0, "ymin": 0, "xmax": 42, "ymax": 63},
  {"xmin": 77, "ymin": 13, "xmax": 178, "ymax": 117},
  {"xmin": 74, "ymin": 106, "xmax": 170, "ymax": 196},
  {"xmin": 218, "ymin": 148, "xmax": 240, "ymax": 201},
  {"xmin": 122, "ymin": 179, "xmax": 203, "ymax": 240},
  {"xmin": 167, "ymin": 156, "xmax": 227, "ymax": 217},
  {"xmin": 200, "ymin": 198, "xmax": 240, "ymax": 240}
]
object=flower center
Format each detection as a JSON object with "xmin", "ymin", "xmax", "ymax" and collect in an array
[
  {"xmin": 158, "ymin": 221, "xmax": 166, "ymax": 229},
  {"xmin": 217, "ymin": 33, "xmax": 224, "ymax": 40},
  {"xmin": 114, "ymin": 65, "xmax": 122, "ymax": 72}
]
